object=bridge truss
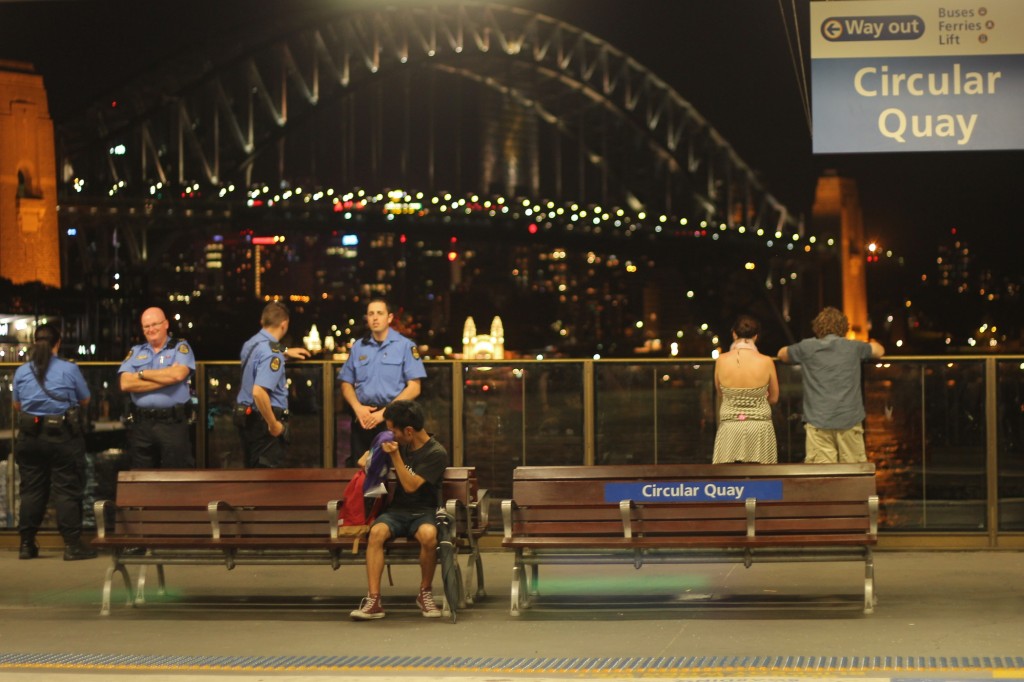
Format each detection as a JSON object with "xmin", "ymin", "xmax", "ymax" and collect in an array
[{"xmin": 59, "ymin": 2, "xmax": 799, "ymax": 234}]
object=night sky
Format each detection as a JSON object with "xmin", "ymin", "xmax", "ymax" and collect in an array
[{"xmin": 2, "ymin": 0, "xmax": 1022, "ymax": 273}]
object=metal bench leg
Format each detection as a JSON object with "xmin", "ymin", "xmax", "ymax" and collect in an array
[
  {"xmin": 510, "ymin": 550, "xmax": 531, "ymax": 616},
  {"xmin": 474, "ymin": 547, "xmax": 486, "ymax": 600},
  {"xmin": 529, "ymin": 564, "xmax": 540, "ymax": 596},
  {"xmin": 463, "ymin": 546, "xmax": 486, "ymax": 604},
  {"xmin": 864, "ymin": 549, "xmax": 876, "ymax": 614},
  {"xmin": 510, "ymin": 562, "xmax": 522, "ymax": 616},
  {"xmin": 100, "ymin": 557, "xmax": 132, "ymax": 616},
  {"xmin": 134, "ymin": 565, "xmax": 147, "ymax": 606},
  {"xmin": 135, "ymin": 563, "xmax": 166, "ymax": 604}
]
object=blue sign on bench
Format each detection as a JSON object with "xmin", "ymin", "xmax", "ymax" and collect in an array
[{"xmin": 604, "ymin": 480, "xmax": 784, "ymax": 503}]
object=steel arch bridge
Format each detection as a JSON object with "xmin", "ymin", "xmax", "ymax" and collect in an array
[
  {"xmin": 51, "ymin": 1, "xmax": 837, "ymax": 357},
  {"xmin": 60, "ymin": 2, "xmax": 800, "ymax": 234}
]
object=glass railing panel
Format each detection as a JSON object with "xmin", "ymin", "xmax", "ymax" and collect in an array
[
  {"xmin": 461, "ymin": 363, "xmax": 522, "ymax": 502},
  {"xmin": 420, "ymin": 362, "xmax": 453, "ymax": 463},
  {"xmin": 866, "ymin": 360, "xmax": 986, "ymax": 530},
  {"xmin": 459, "ymin": 362, "xmax": 584, "ymax": 500},
  {"xmin": 283, "ymin": 363, "xmax": 327, "ymax": 468},
  {"xmin": 997, "ymin": 359, "xmax": 1024, "ymax": 530},
  {"xmin": 522, "ymin": 362, "xmax": 584, "ymax": 467},
  {"xmin": 595, "ymin": 363, "xmax": 658, "ymax": 465},
  {"xmin": 653, "ymin": 361, "xmax": 717, "ymax": 464},
  {"xmin": 774, "ymin": 364, "xmax": 808, "ymax": 463},
  {"xmin": 203, "ymin": 363, "xmax": 242, "ymax": 468},
  {"xmin": 596, "ymin": 362, "xmax": 719, "ymax": 465},
  {"xmin": 77, "ymin": 364, "xmax": 132, "ymax": 528}
]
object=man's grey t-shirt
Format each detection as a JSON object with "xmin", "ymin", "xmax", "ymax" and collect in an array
[{"xmin": 785, "ymin": 335, "xmax": 874, "ymax": 430}]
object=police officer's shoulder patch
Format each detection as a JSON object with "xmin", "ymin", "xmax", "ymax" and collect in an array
[
  {"xmin": 270, "ymin": 356, "xmax": 282, "ymax": 371},
  {"xmin": 178, "ymin": 343, "xmax": 190, "ymax": 354},
  {"xmin": 411, "ymin": 345, "xmax": 421, "ymax": 360},
  {"xmin": 124, "ymin": 349, "xmax": 134, "ymax": 361}
]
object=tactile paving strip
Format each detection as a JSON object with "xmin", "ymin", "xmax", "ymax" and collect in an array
[{"xmin": 1, "ymin": 653, "xmax": 1023, "ymax": 676}]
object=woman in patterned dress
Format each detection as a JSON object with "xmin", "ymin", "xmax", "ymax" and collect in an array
[{"xmin": 712, "ymin": 315, "xmax": 780, "ymax": 464}]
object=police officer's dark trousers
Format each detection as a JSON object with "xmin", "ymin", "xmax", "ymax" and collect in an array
[
  {"xmin": 238, "ymin": 409, "xmax": 287, "ymax": 468},
  {"xmin": 15, "ymin": 430, "xmax": 87, "ymax": 545},
  {"xmin": 128, "ymin": 407, "xmax": 194, "ymax": 468}
]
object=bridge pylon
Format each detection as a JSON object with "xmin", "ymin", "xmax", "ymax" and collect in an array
[
  {"xmin": 811, "ymin": 173, "xmax": 868, "ymax": 340},
  {"xmin": 0, "ymin": 61, "xmax": 60, "ymax": 287}
]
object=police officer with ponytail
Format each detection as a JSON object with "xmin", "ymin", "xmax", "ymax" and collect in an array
[{"xmin": 12, "ymin": 324, "xmax": 97, "ymax": 561}]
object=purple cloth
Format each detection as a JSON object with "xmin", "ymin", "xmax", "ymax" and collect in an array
[{"xmin": 363, "ymin": 431, "xmax": 394, "ymax": 493}]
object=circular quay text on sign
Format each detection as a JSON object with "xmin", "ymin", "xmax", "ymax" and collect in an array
[{"xmin": 810, "ymin": 0, "xmax": 1024, "ymax": 153}]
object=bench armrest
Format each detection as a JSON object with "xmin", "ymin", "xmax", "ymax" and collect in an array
[
  {"xmin": 444, "ymin": 498, "xmax": 471, "ymax": 535},
  {"xmin": 326, "ymin": 500, "xmax": 343, "ymax": 539},
  {"xmin": 868, "ymin": 495, "xmax": 879, "ymax": 536},
  {"xmin": 444, "ymin": 497, "xmax": 466, "ymax": 520},
  {"xmin": 471, "ymin": 488, "xmax": 491, "ymax": 531},
  {"xmin": 619, "ymin": 499, "xmax": 634, "ymax": 538},
  {"xmin": 207, "ymin": 500, "xmax": 240, "ymax": 539},
  {"xmin": 93, "ymin": 499, "xmax": 114, "ymax": 539},
  {"xmin": 501, "ymin": 499, "xmax": 518, "ymax": 540},
  {"xmin": 746, "ymin": 498, "xmax": 757, "ymax": 538}
]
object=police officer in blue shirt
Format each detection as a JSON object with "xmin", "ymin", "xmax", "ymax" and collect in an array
[
  {"xmin": 338, "ymin": 298, "xmax": 427, "ymax": 466},
  {"xmin": 235, "ymin": 301, "xmax": 310, "ymax": 468},
  {"xmin": 119, "ymin": 307, "xmax": 196, "ymax": 468},
  {"xmin": 13, "ymin": 324, "xmax": 97, "ymax": 561}
]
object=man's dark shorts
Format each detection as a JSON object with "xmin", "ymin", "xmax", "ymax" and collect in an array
[{"xmin": 374, "ymin": 510, "xmax": 436, "ymax": 539}]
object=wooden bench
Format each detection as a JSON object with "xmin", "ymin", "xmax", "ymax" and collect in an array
[
  {"xmin": 501, "ymin": 463, "xmax": 878, "ymax": 615},
  {"xmin": 91, "ymin": 467, "xmax": 489, "ymax": 616}
]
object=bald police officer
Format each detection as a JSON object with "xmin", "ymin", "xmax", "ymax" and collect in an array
[
  {"xmin": 235, "ymin": 301, "xmax": 310, "ymax": 468},
  {"xmin": 13, "ymin": 324, "xmax": 97, "ymax": 560},
  {"xmin": 338, "ymin": 297, "xmax": 427, "ymax": 466},
  {"xmin": 119, "ymin": 307, "xmax": 196, "ymax": 469}
]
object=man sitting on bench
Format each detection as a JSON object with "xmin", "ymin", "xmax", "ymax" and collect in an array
[{"xmin": 350, "ymin": 400, "xmax": 449, "ymax": 620}]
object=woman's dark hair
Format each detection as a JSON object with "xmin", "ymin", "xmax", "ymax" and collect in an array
[
  {"xmin": 30, "ymin": 323, "xmax": 61, "ymax": 379},
  {"xmin": 732, "ymin": 315, "xmax": 760, "ymax": 340}
]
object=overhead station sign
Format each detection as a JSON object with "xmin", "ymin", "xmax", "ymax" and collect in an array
[{"xmin": 811, "ymin": 0, "xmax": 1024, "ymax": 153}]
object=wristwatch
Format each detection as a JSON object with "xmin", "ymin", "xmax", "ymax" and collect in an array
[{"xmin": 138, "ymin": 370, "xmax": 146, "ymax": 381}]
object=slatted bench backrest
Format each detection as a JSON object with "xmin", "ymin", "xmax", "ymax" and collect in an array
[
  {"xmin": 507, "ymin": 464, "xmax": 877, "ymax": 544},
  {"xmin": 111, "ymin": 467, "xmax": 480, "ymax": 539}
]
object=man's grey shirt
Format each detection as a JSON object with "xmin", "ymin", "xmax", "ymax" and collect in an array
[{"xmin": 785, "ymin": 334, "xmax": 874, "ymax": 430}]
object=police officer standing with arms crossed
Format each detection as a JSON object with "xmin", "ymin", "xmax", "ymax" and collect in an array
[
  {"xmin": 338, "ymin": 298, "xmax": 427, "ymax": 466},
  {"xmin": 119, "ymin": 307, "xmax": 196, "ymax": 469},
  {"xmin": 13, "ymin": 324, "xmax": 97, "ymax": 560},
  {"xmin": 235, "ymin": 301, "xmax": 310, "ymax": 468}
]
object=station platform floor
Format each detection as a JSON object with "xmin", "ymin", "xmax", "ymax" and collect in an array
[{"xmin": 0, "ymin": 547, "xmax": 1022, "ymax": 681}]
